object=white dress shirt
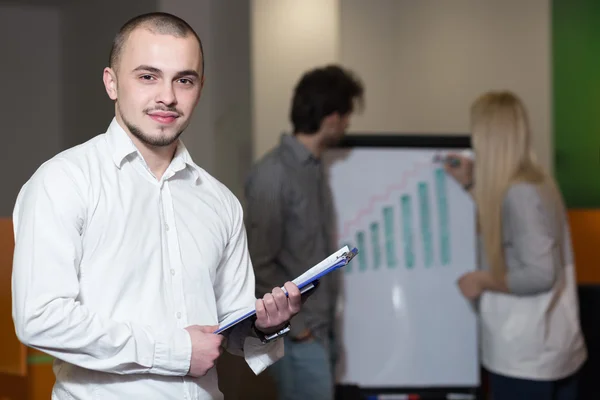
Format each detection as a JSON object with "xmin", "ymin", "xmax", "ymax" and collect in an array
[{"xmin": 11, "ymin": 118, "xmax": 283, "ymax": 400}]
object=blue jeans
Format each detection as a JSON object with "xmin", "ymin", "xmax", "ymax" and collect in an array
[
  {"xmin": 488, "ymin": 371, "xmax": 580, "ymax": 400},
  {"xmin": 268, "ymin": 337, "xmax": 334, "ymax": 400}
]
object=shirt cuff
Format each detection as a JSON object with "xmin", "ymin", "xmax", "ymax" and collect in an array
[
  {"xmin": 150, "ymin": 329, "xmax": 192, "ymax": 376},
  {"xmin": 243, "ymin": 336, "xmax": 284, "ymax": 375}
]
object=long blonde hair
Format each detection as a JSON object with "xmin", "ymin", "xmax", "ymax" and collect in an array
[{"xmin": 471, "ymin": 91, "xmax": 551, "ymax": 279}]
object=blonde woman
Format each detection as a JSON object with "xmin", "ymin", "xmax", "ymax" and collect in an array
[{"xmin": 445, "ymin": 91, "xmax": 587, "ymax": 400}]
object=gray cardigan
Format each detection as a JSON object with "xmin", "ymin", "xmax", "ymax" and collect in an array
[{"xmin": 479, "ymin": 181, "xmax": 572, "ymax": 295}]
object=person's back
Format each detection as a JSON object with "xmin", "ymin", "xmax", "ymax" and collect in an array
[
  {"xmin": 478, "ymin": 180, "xmax": 587, "ymax": 381},
  {"xmin": 245, "ymin": 65, "xmax": 364, "ymax": 400}
]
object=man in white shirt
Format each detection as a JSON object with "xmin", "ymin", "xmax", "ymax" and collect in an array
[{"xmin": 11, "ymin": 12, "xmax": 303, "ymax": 400}]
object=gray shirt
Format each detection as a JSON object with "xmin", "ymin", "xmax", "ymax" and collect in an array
[
  {"xmin": 479, "ymin": 181, "xmax": 572, "ymax": 294},
  {"xmin": 244, "ymin": 134, "xmax": 339, "ymax": 339}
]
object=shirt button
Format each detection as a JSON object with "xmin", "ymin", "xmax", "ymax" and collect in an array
[
  {"xmin": 176, "ymin": 312, "xmax": 182, "ymax": 319},
  {"xmin": 170, "ymin": 269, "xmax": 175, "ymax": 276},
  {"xmin": 165, "ymin": 224, "xmax": 170, "ymax": 231}
]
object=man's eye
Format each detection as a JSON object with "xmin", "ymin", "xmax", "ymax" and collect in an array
[
  {"xmin": 140, "ymin": 75, "xmax": 154, "ymax": 80},
  {"xmin": 179, "ymin": 78, "xmax": 192, "ymax": 85}
]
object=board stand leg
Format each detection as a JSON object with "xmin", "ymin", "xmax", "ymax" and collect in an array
[{"xmin": 335, "ymin": 385, "xmax": 484, "ymax": 400}]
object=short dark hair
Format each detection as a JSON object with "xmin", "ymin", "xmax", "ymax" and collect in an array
[
  {"xmin": 109, "ymin": 12, "xmax": 204, "ymax": 75},
  {"xmin": 290, "ymin": 65, "xmax": 364, "ymax": 134}
]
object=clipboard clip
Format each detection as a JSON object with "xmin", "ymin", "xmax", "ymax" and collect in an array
[{"xmin": 338, "ymin": 247, "xmax": 359, "ymax": 265}]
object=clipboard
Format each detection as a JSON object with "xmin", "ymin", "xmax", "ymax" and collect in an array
[{"xmin": 215, "ymin": 246, "xmax": 359, "ymax": 334}]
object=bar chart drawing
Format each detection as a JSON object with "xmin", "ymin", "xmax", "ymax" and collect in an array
[{"xmin": 339, "ymin": 167, "xmax": 451, "ymax": 274}]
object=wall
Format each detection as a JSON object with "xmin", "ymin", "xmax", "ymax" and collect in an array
[
  {"xmin": 340, "ymin": 0, "xmax": 552, "ymax": 171},
  {"xmin": 251, "ymin": 0, "xmax": 340, "ymax": 161},
  {"xmin": 0, "ymin": 4, "xmax": 62, "ymax": 216},
  {"xmin": 251, "ymin": 0, "xmax": 553, "ymax": 175},
  {"xmin": 210, "ymin": 0, "xmax": 253, "ymax": 200}
]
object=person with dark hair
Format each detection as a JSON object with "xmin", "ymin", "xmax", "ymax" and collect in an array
[
  {"xmin": 11, "ymin": 12, "xmax": 304, "ymax": 400},
  {"xmin": 245, "ymin": 65, "xmax": 364, "ymax": 400}
]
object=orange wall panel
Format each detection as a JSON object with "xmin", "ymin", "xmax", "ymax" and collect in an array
[
  {"xmin": 0, "ymin": 218, "xmax": 26, "ymax": 376},
  {"xmin": 26, "ymin": 350, "xmax": 54, "ymax": 400},
  {"xmin": 568, "ymin": 210, "xmax": 600, "ymax": 284}
]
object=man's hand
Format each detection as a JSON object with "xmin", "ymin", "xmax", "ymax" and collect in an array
[
  {"xmin": 255, "ymin": 281, "xmax": 302, "ymax": 335},
  {"xmin": 185, "ymin": 325, "xmax": 224, "ymax": 377}
]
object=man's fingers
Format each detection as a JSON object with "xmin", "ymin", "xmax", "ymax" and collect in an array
[
  {"xmin": 283, "ymin": 281, "xmax": 301, "ymax": 298},
  {"xmin": 271, "ymin": 287, "xmax": 288, "ymax": 309},
  {"xmin": 263, "ymin": 293, "xmax": 279, "ymax": 316},
  {"xmin": 255, "ymin": 298, "xmax": 267, "ymax": 322},
  {"xmin": 283, "ymin": 282, "xmax": 301, "ymax": 313}
]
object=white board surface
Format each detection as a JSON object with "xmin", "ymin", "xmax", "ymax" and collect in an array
[{"xmin": 324, "ymin": 146, "xmax": 479, "ymax": 389}]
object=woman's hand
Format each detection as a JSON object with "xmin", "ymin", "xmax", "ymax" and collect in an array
[
  {"xmin": 443, "ymin": 153, "xmax": 474, "ymax": 190},
  {"xmin": 457, "ymin": 271, "xmax": 487, "ymax": 300},
  {"xmin": 457, "ymin": 270, "xmax": 509, "ymax": 300}
]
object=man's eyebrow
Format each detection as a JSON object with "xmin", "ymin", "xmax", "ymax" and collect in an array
[
  {"xmin": 175, "ymin": 70, "xmax": 200, "ymax": 79},
  {"xmin": 132, "ymin": 65, "xmax": 162, "ymax": 75}
]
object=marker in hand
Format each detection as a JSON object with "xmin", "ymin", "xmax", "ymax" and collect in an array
[
  {"xmin": 433, "ymin": 150, "xmax": 474, "ymax": 168},
  {"xmin": 433, "ymin": 154, "xmax": 461, "ymax": 168}
]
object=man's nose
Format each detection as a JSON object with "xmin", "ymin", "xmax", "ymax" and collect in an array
[{"xmin": 156, "ymin": 82, "xmax": 177, "ymax": 105}]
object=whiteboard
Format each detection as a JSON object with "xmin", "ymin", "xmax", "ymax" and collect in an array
[{"xmin": 324, "ymin": 140, "xmax": 479, "ymax": 389}]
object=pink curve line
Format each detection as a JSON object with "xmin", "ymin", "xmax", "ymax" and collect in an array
[{"xmin": 339, "ymin": 160, "xmax": 434, "ymax": 239}]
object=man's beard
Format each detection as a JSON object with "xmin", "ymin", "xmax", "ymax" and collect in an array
[
  {"xmin": 324, "ymin": 130, "xmax": 345, "ymax": 147},
  {"xmin": 120, "ymin": 107, "xmax": 184, "ymax": 147}
]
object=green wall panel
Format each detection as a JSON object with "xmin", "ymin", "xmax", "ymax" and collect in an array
[{"xmin": 553, "ymin": 0, "xmax": 600, "ymax": 208}]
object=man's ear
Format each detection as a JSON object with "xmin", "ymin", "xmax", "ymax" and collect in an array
[
  {"xmin": 103, "ymin": 67, "xmax": 118, "ymax": 100},
  {"xmin": 320, "ymin": 112, "xmax": 340, "ymax": 130}
]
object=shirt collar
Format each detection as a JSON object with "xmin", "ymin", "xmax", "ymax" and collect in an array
[
  {"xmin": 106, "ymin": 117, "xmax": 138, "ymax": 168},
  {"xmin": 105, "ymin": 117, "xmax": 202, "ymax": 181},
  {"xmin": 171, "ymin": 140, "xmax": 202, "ymax": 181},
  {"xmin": 280, "ymin": 134, "xmax": 318, "ymax": 165}
]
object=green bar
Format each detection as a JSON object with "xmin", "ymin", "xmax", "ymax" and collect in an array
[
  {"xmin": 435, "ymin": 169, "xmax": 451, "ymax": 265},
  {"xmin": 27, "ymin": 354, "xmax": 54, "ymax": 365},
  {"xmin": 401, "ymin": 195, "xmax": 415, "ymax": 269},
  {"xmin": 370, "ymin": 222, "xmax": 382, "ymax": 269},
  {"xmin": 383, "ymin": 206, "xmax": 397, "ymax": 268},
  {"xmin": 356, "ymin": 231, "xmax": 367, "ymax": 271},
  {"xmin": 418, "ymin": 182, "xmax": 434, "ymax": 267}
]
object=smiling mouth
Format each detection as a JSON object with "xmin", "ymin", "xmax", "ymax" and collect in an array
[{"xmin": 148, "ymin": 112, "xmax": 179, "ymax": 124}]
